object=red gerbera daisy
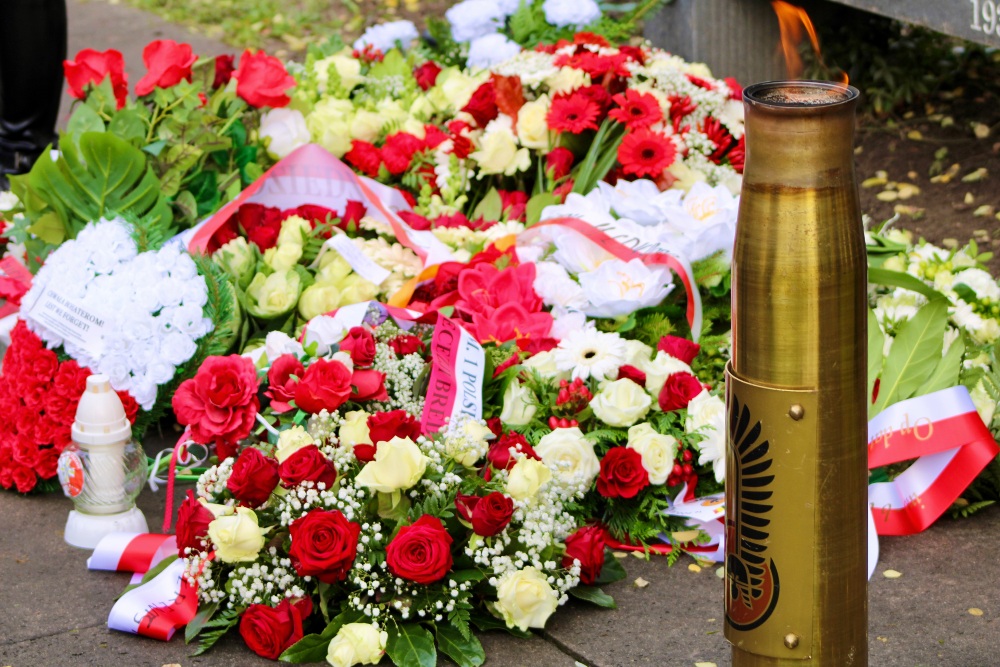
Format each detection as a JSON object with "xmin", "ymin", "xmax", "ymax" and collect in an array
[
  {"xmin": 608, "ymin": 89, "xmax": 663, "ymax": 130},
  {"xmin": 617, "ymin": 129, "xmax": 677, "ymax": 177},
  {"xmin": 547, "ymin": 91, "xmax": 600, "ymax": 134}
]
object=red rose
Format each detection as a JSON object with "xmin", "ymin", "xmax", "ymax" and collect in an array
[
  {"xmin": 266, "ymin": 354, "xmax": 304, "ymax": 413},
  {"xmin": 461, "ymin": 81, "xmax": 497, "ymax": 128},
  {"xmin": 657, "ymin": 335, "xmax": 701, "ymax": 365},
  {"xmin": 454, "ymin": 493, "xmax": 479, "ymax": 523},
  {"xmin": 351, "ymin": 369, "xmax": 388, "ymax": 403},
  {"xmin": 388, "ymin": 334, "xmax": 423, "ymax": 357},
  {"xmin": 279, "ymin": 445, "xmax": 337, "ymax": 489},
  {"xmin": 175, "ymin": 489, "xmax": 215, "ymax": 556},
  {"xmin": 596, "ymin": 447, "xmax": 649, "ymax": 499},
  {"xmin": 487, "ymin": 432, "xmax": 538, "ymax": 470},
  {"xmin": 498, "ymin": 190, "xmax": 528, "ymax": 222},
  {"xmin": 342, "ymin": 200, "xmax": 367, "ymax": 229},
  {"xmin": 135, "ymin": 40, "xmax": 197, "ymax": 96},
  {"xmin": 562, "ymin": 525, "xmax": 606, "ymax": 585},
  {"xmin": 294, "ymin": 359, "xmax": 353, "ymax": 414},
  {"xmin": 658, "ymin": 372, "xmax": 704, "ymax": 412},
  {"xmin": 213, "ymin": 54, "xmax": 235, "ymax": 88},
  {"xmin": 63, "ymin": 48, "xmax": 128, "ymax": 109},
  {"xmin": 289, "ymin": 509, "xmax": 361, "ymax": 583},
  {"xmin": 172, "ymin": 355, "xmax": 260, "ymax": 448},
  {"xmin": 413, "ymin": 61, "xmax": 442, "ymax": 90},
  {"xmin": 239, "ymin": 597, "xmax": 313, "ymax": 660},
  {"xmin": 367, "ymin": 410, "xmax": 421, "ymax": 445},
  {"xmin": 386, "ymin": 515, "xmax": 453, "ymax": 584},
  {"xmin": 227, "ymin": 448, "xmax": 280, "ymax": 507},
  {"xmin": 236, "ymin": 203, "xmax": 283, "ymax": 251},
  {"xmin": 35, "ymin": 447, "xmax": 60, "ymax": 480},
  {"xmin": 617, "ymin": 364, "xmax": 647, "ymax": 386},
  {"xmin": 233, "ymin": 49, "xmax": 296, "ymax": 108},
  {"xmin": 12, "ymin": 465, "xmax": 36, "ymax": 493},
  {"xmin": 339, "ymin": 327, "xmax": 376, "ymax": 367},
  {"xmin": 471, "ymin": 492, "xmax": 514, "ymax": 537}
]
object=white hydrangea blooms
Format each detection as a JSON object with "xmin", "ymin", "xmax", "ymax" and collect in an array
[
  {"xmin": 467, "ymin": 33, "xmax": 523, "ymax": 69},
  {"xmin": 353, "ymin": 20, "xmax": 419, "ymax": 52},
  {"xmin": 542, "ymin": 0, "xmax": 602, "ymax": 27}
]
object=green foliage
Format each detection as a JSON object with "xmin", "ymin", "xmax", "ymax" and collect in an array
[
  {"xmin": 192, "ymin": 607, "xmax": 241, "ymax": 656},
  {"xmin": 871, "ymin": 298, "xmax": 949, "ymax": 414},
  {"xmin": 280, "ymin": 609, "xmax": 366, "ymax": 663},
  {"xmin": 386, "ymin": 622, "xmax": 437, "ymax": 667},
  {"xmin": 568, "ymin": 585, "xmax": 617, "ymax": 608},
  {"xmin": 435, "ymin": 624, "xmax": 485, "ymax": 667}
]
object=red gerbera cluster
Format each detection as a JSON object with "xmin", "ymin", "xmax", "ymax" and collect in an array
[
  {"xmin": 617, "ymin": 129, "xmax": 677, "ymax": 177},
  {"xmin": 0, "ymin": 321, "xmax": 137, "ymax": 493}
]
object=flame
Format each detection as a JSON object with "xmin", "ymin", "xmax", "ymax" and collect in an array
[{"xmin": 771, "ymin": 1, "xmax": 819, "ymax": 79}]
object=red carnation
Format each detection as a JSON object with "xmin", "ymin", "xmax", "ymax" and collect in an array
[
  {"xmin": 289, "ymin": 509, "xmax": 361, "ymax": 583},
  {"xmin": 63, "ymin": 48, "xmax": 128, "ymax": 109},
  {"xmin": 213, "ymin": 54, "xmax": 235, "ymax": 88},
  {"xmin": 345, "ymin": 140, "xmax": 383, "ymax": 178},
  {"xmin": 135, "ymin": 40, "xmax": 197, "ymax": 96},
  {"xmin": 617, "ymin": 129, "xmax": 677, "ymax": 178},
  {"xmin": 562, "ymin": 525, "xmax": 606, "ymax": 585},
  {"xmin": 658, "ymin": 371, "xmax": 704, "ymax": 412},
  {"xmin": 609, "ymin": 89, "xmax": 663, "ymax": 130},
  {"xmin": 381, "ymin": 132, "xmax": 424, "ymax": 175},
  {"xmin": 175, "ymin": 490, "xmax": 215, "ymax": 556},
  {"xmin": 414, "ymin": 61, "xmax": 442, "ymax": 90},
  {"xmin": 279, "ymin": 444, "xmax": 337, "ymax": 489},
  {"xmin": 547, "ymin": 91, "xmax": 600, "ymax": 134},
  {"xmin": 172, "ymin": 355, "xmax": 260, "ymax": 449},
  {"xmin": 657, "ymin": 335, "xmax": 701, "ymax": 365},
  {"xmin": 461, "ymin": 81, "xmax": 498, "ymax": 128},
  {"xmin": 233, "ymin": 49, "xmax": 296, "ymax": 108},
  {"xmin": 294, "ymin": 359, "xmax": 353, "ymax": 414},
  {"xmin": 367, "ymin": 410, "xmax": 421, "ymax": 445},
  {"xmin": 227, "ymin": 448, "xmax": 280, "ymax": 508},
  {"xmin": 240, "ymin": 597, "xmax": 313, "ymax": 660},
  {"xmin": 386, "ymin": 515, "xmax": 453, "ymax": 584},
  {"xmin": 596, "ymin": 447, "xmax": 650, "ymax": 499},
  {"xmin": 266, "ymin": 354, "xmax": 304, "ymax": 413}
]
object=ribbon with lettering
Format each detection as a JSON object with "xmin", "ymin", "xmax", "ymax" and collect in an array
[
  {"xmin": 867, "ymin": 385, "xmax": 999, "ymax": 536},
  {"xmin": 518, "ymin": 217, "xmax": 703, "ymax": 340},
  {"xmin": 107, "ymin": 557, "xmax": 199, "ymax": 640},
  {"xmin": 186, "ymin": 143, "xmax": 454, "ymax": 267},
  {"xmin": 420, "ymin": 317, "xmax": 486, "ymax": 434}
]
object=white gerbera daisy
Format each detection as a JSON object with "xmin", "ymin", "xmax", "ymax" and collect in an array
[{"xmin": 553, "ymin": 329, "xmax": 627, "ymax": 381}]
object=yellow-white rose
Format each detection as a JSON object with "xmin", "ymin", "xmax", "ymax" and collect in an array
[
  {"xmin": 298, "ymin": 282, "xmax": 342, "ymax": 320},
  {"xmin": 207, "ymin": 507, "xmax": 266, "ymax": 563},
  {"xmin": 307, "ymin": 99, "xmax": 354, "ymax": 157},
  {"xmin": 375, "ymin": 98, "xmax": 410, "ymax": 126},
  {"xmin": 436, "ymin": 68, "xmax": 489, "ymax": 111},
  {"xmin": 590, "ymin": 378, "xmax": 652, "ymax": 427},
  {"xmin": 214, "ymin": 237, "xmax": 255, "ymax": 289},
  {"xmin": 495, "ymin": 567, "xmax": 559, "ymax": 632},
  {"xmin": 264, "ymin": 242, "xmax": 303, "ymax": 272},
  {"xmin": 350, "ymin": 109, "xmax": 385, "ymax": 144},
  {"xmin": 318, "ymin": 252, "xmax": 354, "ymax": 283},
  {"xmin": 246, "ymin": 270, "xmax": 301, "ymax": 319},
  {"xmin": 470, "ymin": 116, "xmax": 530, "ymax": 176},
  {"xmin": 315, "ymin": 50, "xmax": 364, "ymax": 92},
  {"xmin": 638, "ymin": 350, "xmax": 693, "ymax": 397},
  {"xmin": 277, "ymin": 215, "xmax": 311, "ymax": 247},
  {"xmin": 355, "ymin": 436, "xmax": 429, "ymax": 493},
  {"xmin": 545, "ymin": 68, "xmax": 590, "ymax": 95},
  {"xmin": 275, "ymin": 425, "xmax": 315, "ymax": 463},
  {"xmin": 339, "ymin": 410, "xmax": 372, "ymax": 447},
  {"xmin": 626, "ymin": 423, "xmax": 678, "ymax": 485},
  {"xmin": 259, "ymin": 108, "xmax": 311, "ymax": 159},
  {"xmin": 534, "ymin": 427, "xmax": 600, "ymax": 487},
  {"xmin": 500, "ymin": 380, "xmax": 537, "ymax": 426},
  {"xmin": 337, "ymin": 275, "xmax": 379, "ymax": 305},
  {"xmin": 326, "ymin": 622, "xmax": 387, "ymax": 667},
  {"xmin": 198, "ymin": 498, "xmax": 234, "ymax": 518},
  {"xmin": 971, "ymin": 380, "xmax": 997, "ymax": 426},
  {"xmin": 517, "ymin": 95, "xmax": 552, "ymax": 150},
  {"xmin": 506, "ymin": 457, "xmax": 551, "ymax": 501}
]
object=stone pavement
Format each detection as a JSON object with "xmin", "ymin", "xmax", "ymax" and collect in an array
[{"xmin": 4, "ymin": 1, "xmax": 998, "ymax": 665}]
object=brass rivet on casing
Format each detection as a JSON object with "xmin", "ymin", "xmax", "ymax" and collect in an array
[
  {"xmin": 784, "ymin": 633, "xmax": 800, "ymax": 649},
  {"xmin": 788, "ymin": 404, "xmax": 805, "ymax": 420}
]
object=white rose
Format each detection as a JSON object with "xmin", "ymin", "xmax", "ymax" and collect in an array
[
  {"xmin": 971, "ymin": 380, "xmax": 997, "ymax": 427},
  {"xmin": 686, "ymin": 391, "xmax": 726, "ymax": 483},
  {"xmin": 495, "ymin": 567, "xmax": 559, "ymax": 632},
  {"xmin": 638, "ymin": 350, "xmax": 693, "ymax": 397},
  {"xmin": 339, "ymin": 410, "xmax": 373, "ymax": 447},
  {"xmin": 522, "ymin": 350, "xmax": 568, "ymax": 381},
  {"xmin": 506, "ymin": 457, "xmax": 551, "ymax": 501},
  {"xmin": 350, "ymin": 110, "xmax": 385, "ymax": 144},
  {"xmin": 535, "ymin": 427, "xmax": 600, "ymax": 487},
  {"xmin": 160, "ymin": 332, "xmax": 198, "ymax": 366},
  {"xmin": 355, "ymin": 437, "xmax": 429, "ymax": 493},
  {"xmin": 326, "ymin": 623, "xmax": 387, "ymax": 667},
  {"xmin": 469, "ymin": 115, "xmax": 530, "ymax": 176},
  {"xmin": 516, "ymin": 95, "xmax": 552, "ymax": 150},
  {"xmin": 590, "ymin": 378, "xmax": 652, "ymax": 427},
  {"xmin": 315, "ymin": 51, "xmax": 364, "ymax": 92},
  {"xmin": 623, "ymin": 339, "xmax": 654, "ymax": 367},
  {"xmin": 207, "ymin": 507, "xmax": 266, "ymax": 563},
  {"xmin": 275, "ymin": 425, "xmax": 315, "ymax": 463},
  {"xmin": 500, "ymin": 380, "xmax": 537, "ymax": 426},
  {"xmin": 626, "ymin": 423, "xmax": 678, "ymax": 485},
  {"xmin": 259, "ymin": 108, "xmax": 311, "ymax": 159},
  {"xmin": 264, "ymin": 242, "xmax": 304, "ymax": 272}
]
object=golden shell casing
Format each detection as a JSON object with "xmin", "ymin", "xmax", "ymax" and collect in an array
[{"xmin": 725, "ymin": 81, "xmax": 868, "ymax": 666}]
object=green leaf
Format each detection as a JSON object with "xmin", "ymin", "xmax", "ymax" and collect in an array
[
  {"xmin": 873, "ymin": 298, "xmax": 948, "ymax": 413},
  {"xmin": 66, "ymin": 104, "xmax": 106, "ymax": 140},
  {"xmin": 916, "ymin": 334, "xmax": 965, "ymax": 397},
  {"xmin": 184, "ymin": 601, "xmax": 219, "ymax": 644},
  {"xmin": 26, "ymin": 211, "xmax": 66, "ymax": 245},
  {"xmin": 108, "ymin": 109, "xmax": 147, "ymax": 145},
  {"xmin": 868, "ymin": 267, "xmax": 947, "ymax": 302},
  {"xmin": 386, "ymin": 623, "xmax": 436, "ymax": 667},
  {"xmin": 173, "ymin": 190, "xmax": 199, "ymax": 225},
  {"xmin": 595, "ymin": 551, "xmax": 628, "ymax": 584},
  {"xmin": 435, "ymin": 624, "xmax": 485, "ymax": 667},
  {"xmin": 448, "ymin": 569, "xmax": 486, "ymax": 583},
  {"xmin": 469, "ymin": 613, "xmax": 531, "ymax": 638},
  {"xmin": 143, "ymin": 140, "xmax": 168, "ymax": 157},
  {"xmin": 115, "ymin": 555, "xmax": 179, "ymax": 601},
  {"xmin": 568, "ymin": 585, "xmax": 617, "ymax": 608},
  {"xmin": 280, "ymin": 609, "xmax": 365, "ymax": 663},
  {"xmin": 472, "ymin": 188, "xmax": 503, "ymax": 223},
  {"xmin": 525, "ymin": 192, "xmax": 559, "ymax": 225},
  {"xmin": 867, "ymin": 308, "xmax": 885, "ymax": 414}
]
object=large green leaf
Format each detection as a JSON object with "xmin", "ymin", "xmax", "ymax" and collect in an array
[
  {"xmin": 868, "ymin": 267, "xmax": 947, "ymax": 302},
  {"xmin": 916, "ymin": 334, "xmax": 965, "ymax": 398},
  {"xmin": 867, "ymin": 308, "xmax": 885, "ymax": 417},
  {"xmin": 435, "ymin": 625, "xmax": 485, "ymax": 667},
  {"xmin": 386, "ymin": 623, "xmax": 436, "ymax": 667},
  {"xmin": 20, "ymin": 131, "xmax": 172, "ymax": 238},
  {"xmin": 568, "ymin": 585, "xmax": 617, "ymax": 608},
  {"xmin": 872, "ymin": 298, "xmax": 948, "ymax": 413}
]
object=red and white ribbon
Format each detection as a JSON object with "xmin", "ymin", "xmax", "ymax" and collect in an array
[
  {"xmin": 867, "ymin": 385, "xmax": 999, "ymax": 536},
  {"xmin": 420, "ymin": 317, "xmax": 486, "ymax": 434},
  {"xmin": 88, "ymin": 532, "xmax": 177, "ymax": 584},
  {"xmin": 107, "ymin": 557, "xmax": 199, "ymax": 641}
]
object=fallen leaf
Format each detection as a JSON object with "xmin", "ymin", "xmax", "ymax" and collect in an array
[
  {"xmin": 974, "ymin": 206, "xmax": 995, "ymax": 217},
  {"xmin": 962, "ymin": 168, "xmax": 988, "ymax": 183},
  {"xmin": 883, "ymin": 569, "xmax": 903, "ymax": 578},
  {"xmin": 903, "ymin": 111, "xmax": 915, "ymax": 120},
  {"xmin": 876, "ymin": 190, "xmax": 899, "ymax": 202},
  {"xmin": 875, "ymin": 169, "xmax": 888, "ymax": 179},
  {"xmin": 965, "ymin": 192, "xmax": 976, "ymax": 204},
  {"xmin": 907, "ymin": 130, "xmax": 924, "ymax": 140},
  {"xmin": 893, "ymin": 204, "xmax": 925, "ymax": 219},
  {"xmin": 940, "ymin": 116, "xmax": 955, "ymax": 128},
  {"xmin": 862, "ymin": 176, "xmax": 887, "ymax": 188},
  {"xmin": 707, "ymin": 618, "xmax": 716, "ymax": 622},
  {"xmin": 634, "ymin": 577, "xmax": 650, "ymax": 588},
  {"xmin": 968, "ymin": 608, "xmax": 984, "ymax": 616},
  {"xmin": 631, "ymin": 550, "xmax": 647, "ymax": 559},
  {"xmin": 694, "ymin": 663, "xmax": 718, "ymax": 667},
  {"xmin": 896, "ymin": 183, "xmax": 921, "ymax": 199},
  {"xmin": 942, "ymin": 238, "xmax": 960, "ymax": 249},
  {"xmin": 972, "ymin": 122, "xmax": 991, "ymax": 139},
  {"xmin": 688, "ymin": 563, "xmax": 702, "ymax": 573},
  {"xmin": 907, "ymin": 170, "xmax": 919, "ymax": 180},
  {"xmin": 613, "ymin": 551, "xmax": 628, "ymax": 559},
  {"xmin": 716, "ymin": 567, "xmax": 725, "ymax": 579},
  {"xmin": 672, "ymin": 529, "xmax": 701, "ymax": 543},
  {"xmin": 930, "ymin": 163, "xmax": 961, "ymax": 183},
  {"xmin": 877, "ymin": 636, "xmax": 888, "ymax": 642}
]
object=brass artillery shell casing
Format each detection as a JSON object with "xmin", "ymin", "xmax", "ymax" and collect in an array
[{"xmin": 725, "ymin": 81, "xmax": 868, "ymax": 666}]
